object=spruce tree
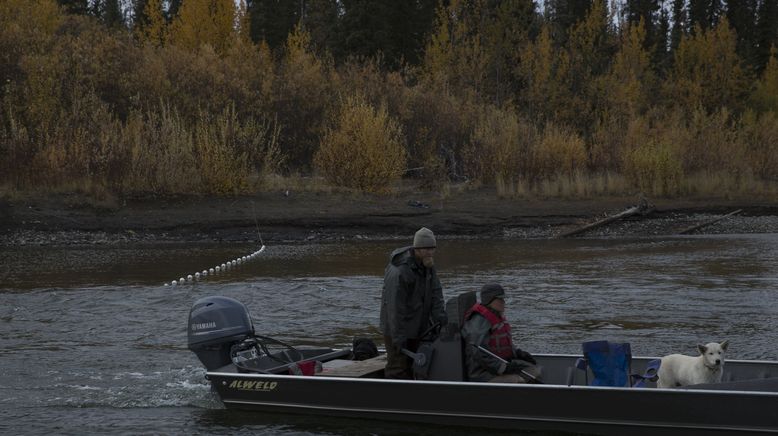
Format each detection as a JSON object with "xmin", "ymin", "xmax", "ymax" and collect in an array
[
  {"xmin": 756, "ymin": 0, "xmax": 778, "ymax": 72},
  {"xmin": 247, "ymin": 0, "xmax": 300, "ymax": 50},
  {"xmin": 670, "ymin": 0, "xmax": 687, "ymax": 52},
  {"xmin": 725, "ymin": 0, "xmax": 758, "ymax": 68},
  {"xmin": 546, "ymin": 0, "xmax": 593, "ymax": 44},
  {"xmin": 57, "ymin": 0, "xmax": 89, "ymax": 15}
]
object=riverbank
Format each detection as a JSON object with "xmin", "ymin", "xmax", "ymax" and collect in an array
[{"xmin": 1, "ymin": 190, "xmax": 777, "ymax": 246}]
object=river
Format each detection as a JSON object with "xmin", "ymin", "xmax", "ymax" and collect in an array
[{"xmin": 2, "ymin": 234, "xmax": 777, "ymax": 435}]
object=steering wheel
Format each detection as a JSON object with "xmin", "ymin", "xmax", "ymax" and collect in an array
[{"xmin": 253, "ymin": 334, "xmax": 305, "ymax": 364}]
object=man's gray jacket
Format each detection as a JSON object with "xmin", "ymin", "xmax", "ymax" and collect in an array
[{"xmin": 379, "ymin": 246, "xmax": 447, "ymax": 350}]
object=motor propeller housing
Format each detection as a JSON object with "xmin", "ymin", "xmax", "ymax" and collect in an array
[{"xmin": 188, "ymin": 296, "xmax": 254, "ymax": 371}]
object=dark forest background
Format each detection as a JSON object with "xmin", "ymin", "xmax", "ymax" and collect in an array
[{"xmin": 1, "ymin": 0, "xmax": 777, "ymax": 198}]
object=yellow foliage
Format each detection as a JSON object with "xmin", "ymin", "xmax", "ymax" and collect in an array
[
  {"xmin": 604, "ymin": 19, "xmax": 654, "ymax": 117},
  {"xmin": 315, "ymin": 94, "xmax": 406, "ymax": 193},
  {"xmin": 533, "ymin": 123, "xmax": 588, "ymax": 181},
  {"xmin": 667, "ymin": 18, "xmax": 751, "ymax": 112},
  {"xmin": 467, "ymin": 105, "xmax": 536, "ymax": 184},
  {"xmin": 136, "ymin": 0, "xmax": 167, "ymax": 47},
  {"xmin": 751, "ymin": 49, "xmax": 778, "ymax": 113},
  {"xmin": 170, "ymin": 0, "xmax": 240, "ymax": 55},
  {"xmin": 741, "ymin": 111, "xmax": 778, "ymax": 180},
  {"xmin": 622, "ymin": 140, "xmax": 684, "ymax": 196}
]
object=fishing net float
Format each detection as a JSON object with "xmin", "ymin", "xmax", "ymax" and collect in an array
[{"xmin": 165, "ymin": 245, "xmax": 266, "ymax": 286}]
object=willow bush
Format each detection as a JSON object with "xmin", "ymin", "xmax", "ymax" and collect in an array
[
  {"xmin": 315, "ymin": 94, "xmax": 405, "ymax": 193},
  {"xmin": 466, "ymin": 105, "xmax": 536, "ymax": 184},
  {"xmin": 533, "ymin": 123, "xmax": 587, "ymax": 182}
]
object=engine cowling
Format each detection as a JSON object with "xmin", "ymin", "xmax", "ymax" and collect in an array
[{"xmin": 188, "ymin": 296, "xmax": 254, "ymax": 371}]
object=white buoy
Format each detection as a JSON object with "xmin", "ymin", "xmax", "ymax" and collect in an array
[
  {"xmin": 195, "ymin": 272, "xmax": 200, "ymax": 280},
  {"xmin": 180, "ymin": 277, "xmax": 185, "ymax": 283},
  {"xmin": 221, "ymin": 263, "xmax": 226, "ymax": 269},
  {"xmin": 187, "ymin": 275, "xmax": 193, "ymax": 281},
  {"xmin": 202, "ymin": 270, "xmax": 208, "ymax": 275},
  {"xmin": 209, "ymin": 268, "xmax": 214, "ymax": 274},
  {"xmin": 172, "ymin": 280, "xmax": 177, "ymax": 286},
  {"xmin": 215, "ymin": 266, "xmax": 220, "ymax": 272},
  {"xmin": 164, "ymin": 283, "xmax": 169, "ymax": 286}
]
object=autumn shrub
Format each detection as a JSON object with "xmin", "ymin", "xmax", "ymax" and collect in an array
[
  {"xmin": 532, "ymin": 123, "xmax": 587, "ymax": 181},
  {"xmin": 122, "ymin": 105, "xmax": 201, "ymax": 195},
  {"xmin": 315, "ymin": 94, "xmax": 406, "ymax": 193},
  {"xmin": 194, "ymin": 110, "xmax": 251, "ymax": 195},
  {"xmin": 466, "ymin": 105, "xmax": 536, "ymax": 184},
  {"xmin": 417, "ymin": 92, "xmax": 481, "ymax": 181},
  {"xmin": 741, "ymin": 111, "xmax": 778, "ymax": 181},
  {"xmin": 274, "ymin": 27, "xmax": 334, "ymax": 170},
  {"xmin": 750, "ymin": 51, "xmax": 778, "ymax": 113},
  {"xmin": 622, "ymin": 139, "xmax": 684, "ymax": 196},
  {"xmin": 0, "ymin": 0, "xmax": 60, "ymax": 86},
  {"xmin": 683, "ymin": 108, "xmax": 748, "ymax": 177}
]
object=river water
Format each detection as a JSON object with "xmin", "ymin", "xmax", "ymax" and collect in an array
[{"xmin": 2, "ymin": 234, "xmax": 777, "ymax": 435}]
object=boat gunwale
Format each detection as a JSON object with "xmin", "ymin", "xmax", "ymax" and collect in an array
[{"xmin": 208, "ymin": 352, "xmax": 778, "ymax": 397}]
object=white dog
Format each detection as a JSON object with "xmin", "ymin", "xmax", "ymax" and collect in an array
[{"xmin": 656, "ymin": 341, "xmax": 729, "ymax": 388}]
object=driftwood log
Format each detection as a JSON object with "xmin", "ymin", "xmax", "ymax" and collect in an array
[
  {"xmin": 558, "ymin": 198, "xmax": 654, "ymax": 238},
  {"xmin": 677, "ymin": 209, "xmax": 743, "ymax": 235}
]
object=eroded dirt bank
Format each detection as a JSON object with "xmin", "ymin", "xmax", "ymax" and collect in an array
[{"xmin": 1, "ymin": 190, "xmax": 776, "ymax": 246}]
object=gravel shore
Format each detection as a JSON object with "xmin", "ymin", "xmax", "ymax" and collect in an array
[{"xmin": 1, "ymin": 192, "xmax": 776, "ymax": 246}]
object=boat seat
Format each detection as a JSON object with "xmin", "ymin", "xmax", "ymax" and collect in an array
[
  {"xmin": 423, "ymin": 291, "xmax": 476, "ymax": 381},
  {"xmin": 570, "ymin": 341, "xmax": 660, "ymax": 388},
  {"xmin": 318, "ymin": 355, "xmax": 387, "ymax": 378}
]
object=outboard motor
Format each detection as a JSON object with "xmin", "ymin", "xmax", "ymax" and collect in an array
[{"xmin": 188, "ymin": 296, "xmax": 254, "ymax": 371}]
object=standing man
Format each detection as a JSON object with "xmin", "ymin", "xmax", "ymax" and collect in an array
[
  {"xmin": 461, "ymin": 283, "xmax": 541, "ymax": 383},
  {"xmin": 380, "ymin": 227, "xmax": 448, "ymax": 379}
]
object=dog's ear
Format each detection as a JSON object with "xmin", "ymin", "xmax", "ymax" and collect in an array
[
  {"xmin": 720, "ymin": 340, "xmax": 729, "ymax": 351},
  {"xmin": 698, "ymin": 344, "xmax": 707, "ymax": 355}
]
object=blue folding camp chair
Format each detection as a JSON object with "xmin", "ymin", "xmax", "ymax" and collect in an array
[{"xmin": 574, "ymin": 340, "xmax": 660, "ymax": 387}]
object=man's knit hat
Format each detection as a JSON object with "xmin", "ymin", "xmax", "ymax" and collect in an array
[
  {"xmin": 413, "ymin": 227, "xmax": 436, "ymax": 249},
  {"xmin": 480, "ymin": 283, "xmax": 506, "ymax": 305}
]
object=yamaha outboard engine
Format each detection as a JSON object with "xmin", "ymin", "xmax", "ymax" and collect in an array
[{"xmin": 188, "ymin": 296, "xmax": 254, "ymax": 371}]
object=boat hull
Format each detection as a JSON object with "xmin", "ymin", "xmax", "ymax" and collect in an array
[{"xmin": 207, "ymin": 355, "xmax": 778, "ymax": 435}]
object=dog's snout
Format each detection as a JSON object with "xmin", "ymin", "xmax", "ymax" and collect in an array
[{"xmin": 715, "ymin": 359, "xmax": 721, "ymax": 365}]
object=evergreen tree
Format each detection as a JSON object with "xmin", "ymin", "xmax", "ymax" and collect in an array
[
  {"xmin": 57, "ymin": 0, "xmax": 88, "ymax": 15},
  {"xmin": 756, "ymin": 0, "xmax": 778, "ymax": 72},
  {"xmin": 133, "ymin": 0, "xmax": 150, "ymax": 29},
  {"xmin": 337, "ymin": 0, "xmax": 435, "ymax": 68},
  {"xmin": 304, "ymin": 0, "xmax": 340, "ymax": 55},
  {"xmin": 546, "ymin": 0, "xmax": 593, "ymax": 44},
  {"xmin": 625, "ymin": 0, "xmax": 660, "ymax": 38},
  {"xmin": 564, "ymin": 0, "xmax": 615, "ymax": 132},
  {"xmin": 725, "ymin": 0, "xmax": 758, "ymax": 68},
  {"xmin": 98, "ymin": 0, "xmax": 125, "ymax": 29},
  {"xmin": 247, "ymin": 0, "xmax": 300, "ymax": 50},
  {"xmin": 624, "ymin": 0, "xmax": 664, "ymax": 67},
  {"xmin": 487, "ymin": 0, "xmax": 540, "ymax": 104},
  {"xmin": 688, "ymin": 0, "xmax": 722, "ymax": 32},
  {"xmin": 670, "ymin": 0, "xmax": 687, "ymax": 52},
  {"xmin": 168, "ymin": 0, "xmax": 182, "ymax": 22},
  {"xmin": 655, "ymin": 5, "xmax": 671, "ymax": 70}
]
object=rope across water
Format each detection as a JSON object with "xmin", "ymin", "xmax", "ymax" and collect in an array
[{"xmin": 164, "ymin": 245, "xmax": 266, "ymax": 286}]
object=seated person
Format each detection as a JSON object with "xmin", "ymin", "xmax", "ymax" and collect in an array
[{"xmin": 461, "ymin": 283, "xmax": 541, "ymax": 383}]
